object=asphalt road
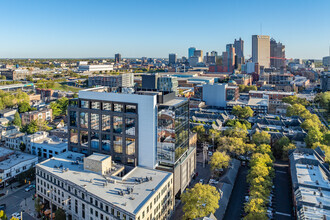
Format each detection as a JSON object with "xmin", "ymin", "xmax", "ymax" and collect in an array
[
  {"xmin": 273, "ymin": 161, "xmax": 294, "ymax": 220},
  {"xmin": 223, "ymin": 166, "xmax": 249, "ymax": 220},
  {"xmin": 0, "ymin": 185, "xmax": 35, "ymax": 218}
]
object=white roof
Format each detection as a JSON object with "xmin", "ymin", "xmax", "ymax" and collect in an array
[
  {"xmin": 37, "ymin": 152, "xmax": 172, "ymax": 215},
  {"xmin": 0, "ymin": 148, "xmax": 37, "ymax": 170}
]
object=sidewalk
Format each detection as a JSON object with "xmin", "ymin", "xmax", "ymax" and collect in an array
[{"xmin": 20, "ymin": 196, "xmax": 39, "ymax": 219}]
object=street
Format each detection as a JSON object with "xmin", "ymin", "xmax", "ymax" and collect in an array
[
  {"xmin": 0, "ymin": 185, "xmax": 36, "ymax": 218},
  {"xmin": 223, "ymin": 166, "xmax": 249, "ymax": 220},
  {"xmin": 273, "ymin": 161, "xmax": 294, "ymax": 220}
]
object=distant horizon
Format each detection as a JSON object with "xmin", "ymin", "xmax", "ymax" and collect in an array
[{"xmin": 0, "ymin": 0, "xmax": 329, "ymax": 59}]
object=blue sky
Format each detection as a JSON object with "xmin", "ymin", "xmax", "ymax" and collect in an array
[{"xmin": 0, "ymin": 0, "xmax": 329, "ymax": 59}]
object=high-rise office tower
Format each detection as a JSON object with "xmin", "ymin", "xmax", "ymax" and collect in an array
[
  {"xmin": 188, "ymin": 47, "xmax": 196, "ymax": 58},
  {"xmin": 115, "ymin": 53, "xmax": 121, "ymax": 63},
  {"xmin": 234, "ymin": 38, "xmax": 244, "ymax": 66},
  {"xmin": 226, "ymin": 44, "xmax": 236, "ymax": 72},
  {"xmin": 169, "ymin": 53, "xmax": 177, "ymax": 65},
  {"xmin": 194, "ymin": 50, "xmax": 203, "ymax": 62},
  {"xmin": 252, "ymin": 35, "xmax": 270, "ymax": 68},
  {"xmin": 270, "ymin": 38, "xmax": 285, "ymax": 69}
]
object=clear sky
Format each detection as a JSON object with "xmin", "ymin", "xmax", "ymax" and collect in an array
[{"xmin": 0, "ymin": 0, "xmax": 329, "ymax": 59}]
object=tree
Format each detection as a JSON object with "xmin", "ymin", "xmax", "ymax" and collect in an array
[
  {"xmin": 18, "ymin": 102, "xmax": 31, "ymax": 113},
  {"xmin": 282, "ymin": 143, "xmax": 296, "ymax": 160},
  {"xmin": 26, "ymin": 120, "xmax": 39, "ymax": 134},
  {"xmin": 55, "ymin": 208, "xmax": 66, "ymax": 220},
  {"xmin": 232, "ymin": 106, "xmax": 254, "ymax": 119},
  {"xmin": 0, "ymin": 210, "xmax": 7, "ymax": 220},
  {"xmin": 50, "ymin": 102, "xmax": 61, "ymax": 117},
  {"xmin": 286, "ymin": 103, "xmax": 308, "ymax": 117},
  {"xmin": 35, "ymin": 197, "xmax": 42, "ymax": 217},
  {"xmin": 282, "ymin": 95, "xmax": 309, "ymax": 106},
  {"xmin": 181, "ymin": 183, "xmax": 220, "ymax": 219},
  {"xmin": 305, "ymin": 128, "xmax": 324, "ymax": 147},
  {"xmin": 210, "ymin": 151, "xmax": 230, "ymax": 171},
  {"xmin": 19, "ymin": 142, "xmax": 26, "ymax": 152},
  {"xmin": 192, "ymin": 125, "xmax": 206, "ymax": 143},
  {"xmin": 13, "ymin": 112, "xmax": 21, "ymax": 128},
  {"xmin": 273, "ymin": 136, "xmax": 290, "ymax": 159},
  {"xmin": 252, "ymin": 131, "xmax": 271, "ymax": 146}
]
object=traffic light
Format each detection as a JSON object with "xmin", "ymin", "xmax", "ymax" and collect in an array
[
  {"xmin": 25, "ymin": 179, "xmax": 27, "ymax": 183},
  {"xmin": 29, "ymin": 181, "xmax": 31, "ymax": 185}
]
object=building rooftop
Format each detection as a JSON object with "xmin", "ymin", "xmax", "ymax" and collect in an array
[
  {"xmin": 0, "ymin": 148, "xmax": 37, "ymax": 171},
  {"xmin": 37, "ymin": 152, "xmax": 172, "ymax": 215}
]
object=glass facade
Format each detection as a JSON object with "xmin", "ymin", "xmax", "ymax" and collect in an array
[
  {"xmin": 68, "ymin": 100, "xmax": 138, "ymax": 165},
  {"xmin": 157, "ymin": 101, "xmax": 189, "ymax": 165}
]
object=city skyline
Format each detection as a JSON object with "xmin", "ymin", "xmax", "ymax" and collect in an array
[{"xmin": 0, "ymin": 0, "xmax": 329, "ymax": 59}]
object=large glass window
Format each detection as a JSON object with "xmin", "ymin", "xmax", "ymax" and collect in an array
[
  {"xmin": 69, "ymin": 111, "xmax": 77, "ymax": 127},
  {"xmin": 126, "ymin": 105, "xmax": 136, "ymax": 114},
  {"xmin": 114, "ymin": 103, "xmax": 123, "ymax": 112},
  {"xmin": 125, "ymin": 118, "xmax": 135, "ymax": 136},
  {"xmin": 102, "ymin": 102, "xmax": 112, "ymax": 111},
  {"xmin": 91, "ymin": 113, "xmax": 99, "ymax": 130},
  {"xmin": 114, "ymin": 136, "xmax": 122, "ymax": 153},
  {"xmin": 91, "ymin": 132, "xmax": 99, "ymax": 150},
  {"xmin": 126, "ymin": 138, "xmax": 135, "ymax": 156},
  {"xmin": 91, "ymin": 101, "xmax": 100, "ymax": 110},
  {"xmin": 102, "ymin": 115, "xmax": 111, "ymax": 132},
  {"xmin": 80, "ymin": 131, "xmax": 88, "ymax": 148},
  {"xmin": 80, "ymin": 100, "xmax": 89, "ymax": 109},
  {"xmin": 113, "ymin": 116, "xmax": 123, "ymax": 134},
  {"xmin": 80, "ymin": 112, "xmax": 89, "ymax": 129},
  {"xmin": 101, "ymin": 134, "xmax": 111, "ymax": 152},
  {"xmin": 70, "ymin": 129, "xmax": 78, "ymax": 145}
]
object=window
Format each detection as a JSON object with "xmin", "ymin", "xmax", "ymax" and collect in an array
[
  {"xmin": 111, "ymin": 208, "xmax": 114, "ymax": 215},
  {"xmin": 113, "ymin": 116, "xmax": 123, "ymax": 134},
  {"xmin": 69, "ymin": 111, "xmax": 78, "ymax": 127},
  {"xmin": 91, "ymin": 132, "xmax": 100, "ymax": 149},
  {"xmin": 126, "ymin": 105, "xmax": 136, "ymax": 113},
  {"xmin": 91, "ymin": 101, "xmax": 100, "ymax": 109},
  {"xmin": 90, "ymin": 208, "xmax": 93, "ymax": 214},
  {"xmin": 91, "ymin": 113, "xmax": 99, "ymax": 130},
  {"xmin": 90, "ymin": 198, "xmax": 93, "ymax": 203},
  {"xmin": 102, "ymin": 102, "xmax": 112, "ymax": 111},
  {"xmin": 114, "ymin": 136, "xmax": 122, "ymax": 153},
  {"xmin": 126, "ymin": 138, "xmax": 135, "ymax": 155},
  {"xmin": 113, "ymin": 103, "xmax": 123, "ymax": 112},
  {"xmin": 125, "ymin": 118, "xmax": 135, "ymax": 136},
  {"xmin": 80, "ymin": 131, "xmax": 88, "ymax": 147},
  {"xmin": 101, "ymin": 134, "xmax": 111, "ymax": 151},
  {"xmin": 117, "ymin": 211, "xmax": 120, "ymax": 218},
  {"xmin": 81, "ymin": 100, "xmax": 89, "ymax": 109},
  {"xmin": 80, "ymin": 112, "xmax": 89, "ymax": 129},
  {"xmin": 102, "ymin": 115, "xmax": 111, "ymax": 132}
]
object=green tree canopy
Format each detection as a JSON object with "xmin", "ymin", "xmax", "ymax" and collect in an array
[
  {"xmin": 232, "ymin": 106, "xmax": 254, "ymax": 119},
  {"xmin": 252, "ymin": 131, "xmax": 271, "ymax": 146},
  {"xmin": 210, "ymin": 151, "xmax": 230, "ymax": 171},
  {"xmin": 13, "ymin": 112, "xmax": 21, "ymax": 128},
  {"xmin": 181, "ymin": 183, "xmax": 220, "ymax": 219}
]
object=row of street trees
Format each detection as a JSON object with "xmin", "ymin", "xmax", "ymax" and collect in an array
[{"xmin": 243, "ymin": 133, "xmax": 275, "ymax": 220}]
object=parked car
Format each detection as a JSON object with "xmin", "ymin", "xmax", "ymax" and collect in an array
[
  {"xmin": 11, "ymin": 212, "xmax": 21, "ymax": 220},
  {"xmin": 208, "ymin": 151, "xmax": 213, "ymax": 156},
  {"xmin": 0, "ymin": 204, "xmax": 6, "ymax": 211},
  {"xmin": 199, "ymin": 179, "xmax": 204, "ymax": 184}
]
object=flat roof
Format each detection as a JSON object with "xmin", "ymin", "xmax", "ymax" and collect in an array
[
  {"xmin": 86, "ymin": 153, "xmax": 110, "ymax": 162},
  {"xmin": 37, "ymin": 152, "xmax": 172, "ymax": 215},
  {"xmin": 0, "ymin": 148, "xmax": 37, "ymax": 170},
  {"xmin": 160, "ymin": 97, "xmax": 187, "ymax": 107}
]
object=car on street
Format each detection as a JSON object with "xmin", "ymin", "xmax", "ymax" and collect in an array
[
  {"xmin": 25, "ymin": 184, "xmax": 35, "ymax": 192},
  {"xmin": 199, "ymin": 179, "xmax": 204, "ymax": 184},
  {"xmin": 208, "ymin": 151, "xmax": 213, "ymax": 156},
  {"xmin": 11, "ymin": 212, "xmax": 21, "ymax": 219}
]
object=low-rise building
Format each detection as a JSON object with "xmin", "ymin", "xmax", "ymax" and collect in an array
[
  {"xmin": 36, "ymin": 152, "xmax": 174, "ymax": 220},
  {"xmin": 0, "ymin": 69, "xmax": 30, "ymax": 80},
  {"xmin": 24, "ymin": 131, "xmax": 67, "ymax": 159},
  {"xmin": 0, "ymin": 147, "xmax": 38, "ymax": 187},
  {"xmin": 289, "ymin": 148, "xmax": 330, "ymax": 219},
  {"xmin": 78, "ymin": 64, "xmax": 114, "ymax": 72},
  {"xmin": 21, "ymin": 108, "xmax": 52, "ymax": 126},
  {"xmin": 88, "ymin": 74, "xmax": 134, "ymax": 88},
  {"xmin": 4, "ymin": 132, "xmax": 25, "ymax": 150},
  {"xmin": 0, "ymin": 125, "xmax": 20, "ymax": 141}
]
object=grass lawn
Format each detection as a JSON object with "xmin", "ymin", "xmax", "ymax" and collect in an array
[{"xmin": 52, "ymin": 83, "xmax": 82, "ymax": 92}]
